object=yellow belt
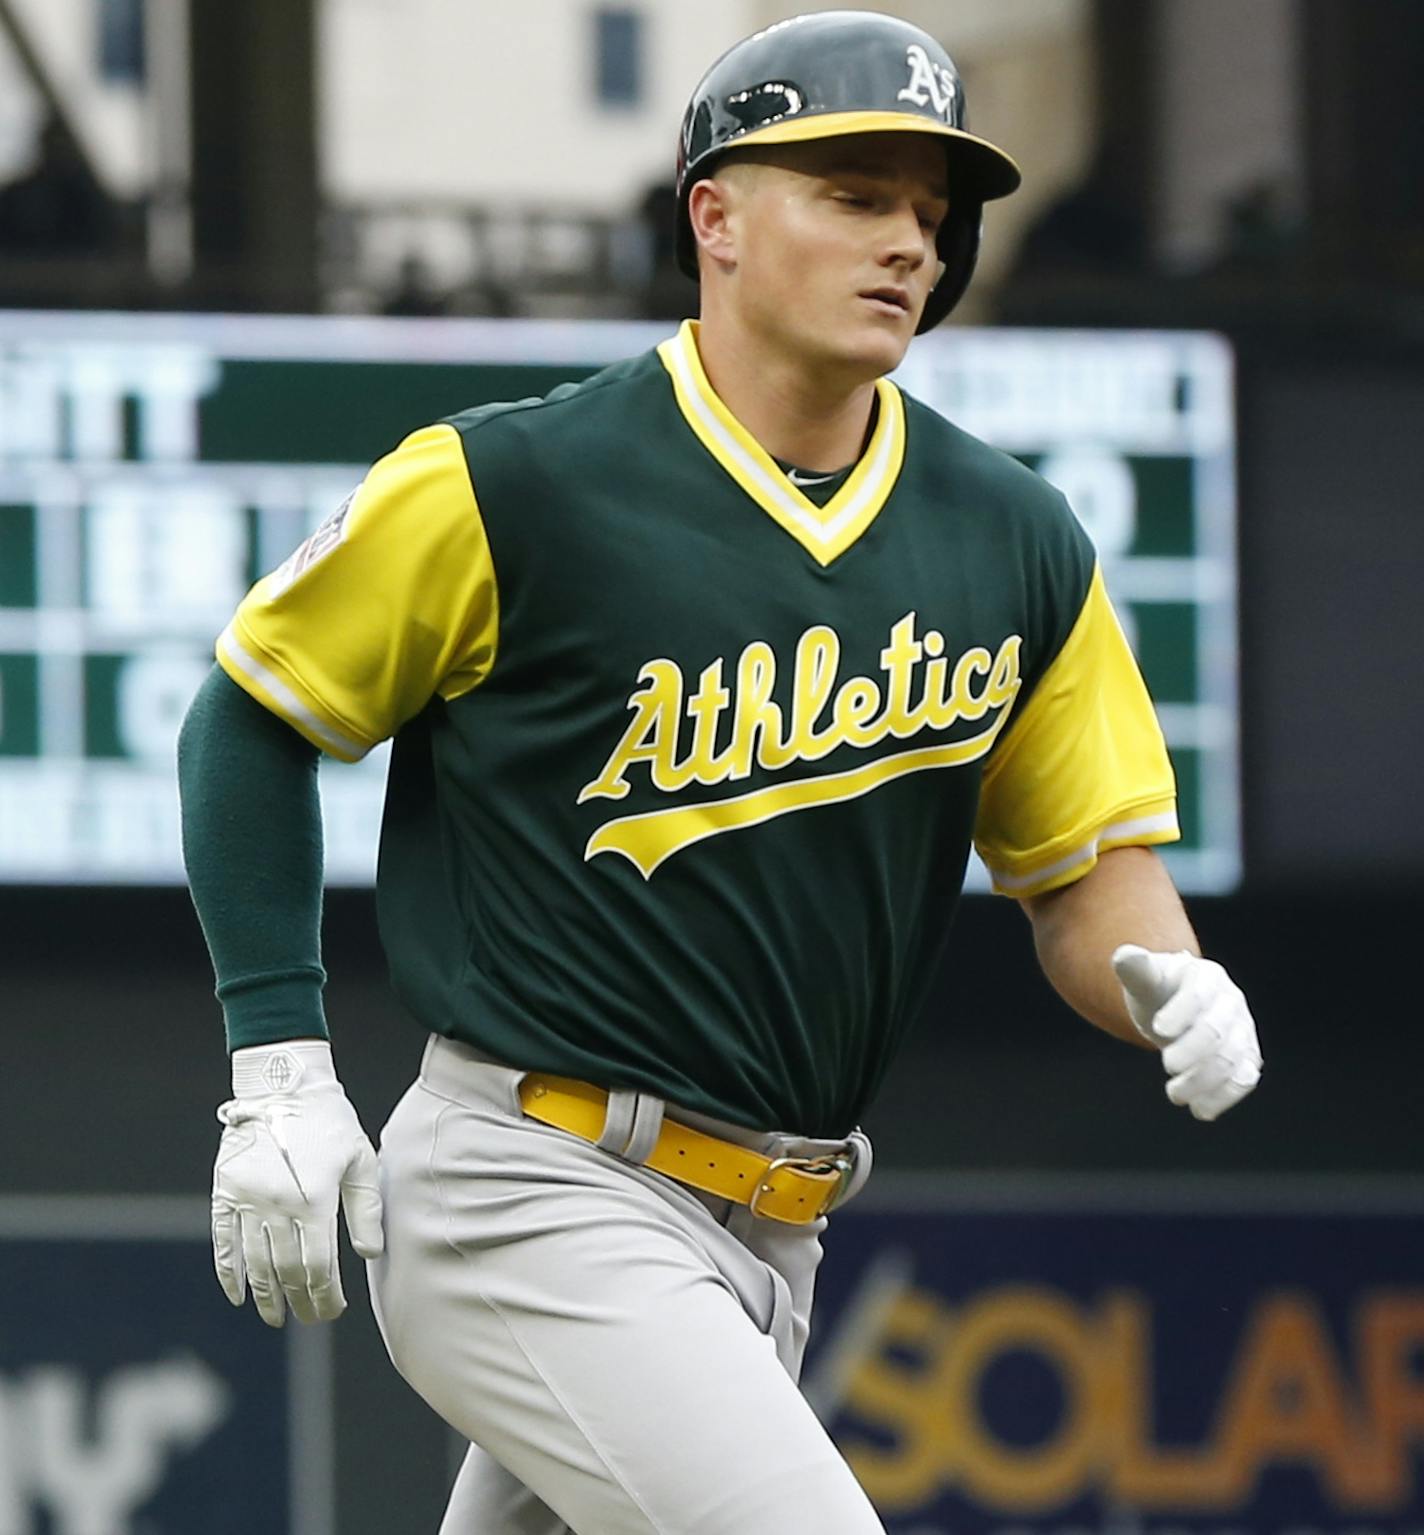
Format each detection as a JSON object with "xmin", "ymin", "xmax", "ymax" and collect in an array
[{"xmin": 517, "ymin": 1073, "xmax": 854, "ymax": 1225}]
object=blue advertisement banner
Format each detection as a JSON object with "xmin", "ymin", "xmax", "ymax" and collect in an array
[
  {"xmin": 0, "ymin": 1198, "xmax": 330, "ymax": 1535},
  {"xmin": 804, "ymin": 1181, "xmax": 1424, "ymax": 1535}
]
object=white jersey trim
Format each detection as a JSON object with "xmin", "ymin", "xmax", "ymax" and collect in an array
[
  {"xmin": 218, "ymin": 625, "xmax": 369, "ymax": 761},
  {"xmin": 987, "ymin": 809, "xmax": 1181, "ymax": 893}
]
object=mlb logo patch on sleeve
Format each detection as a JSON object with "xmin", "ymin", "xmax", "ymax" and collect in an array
[{"xmin": 267, "ymin": 490, "xmax": 357, "ymax": 598}]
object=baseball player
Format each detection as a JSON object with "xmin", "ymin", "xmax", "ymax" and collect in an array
[{"xmin": 178, "ymin": 13, "xmax": 1263, "ymax": 1534}]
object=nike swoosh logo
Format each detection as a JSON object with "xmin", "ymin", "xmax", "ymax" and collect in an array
[{"xmin": 786, "ymin": 469, "xmax": 838, "ymax": 488}]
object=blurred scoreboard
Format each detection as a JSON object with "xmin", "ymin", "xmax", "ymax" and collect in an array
[{"xmin": 0, "ymin": 312, "xmax": 1238, "ymax": 889}]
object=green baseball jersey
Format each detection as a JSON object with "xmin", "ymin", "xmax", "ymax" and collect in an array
[{"xmin": 218, "ymin": 321, "xmax": 1177, "ymax": 1136}]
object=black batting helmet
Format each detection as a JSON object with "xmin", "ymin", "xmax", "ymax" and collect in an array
[{"xmin": 675, "ymin": 11, "xmax": 1021, "ymax": 332}]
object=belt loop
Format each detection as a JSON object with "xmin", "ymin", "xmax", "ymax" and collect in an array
[
  {"xmin": 595, "ymin": 1089, "xmax": 637, "ymax": 1153},
  {"xmin": 621, "ymin": 1093, "xmax": 665, "ymax": 1165},
  {"xmin": 838, "ymin": 1128, "xmax": 874, "ymax": 1207}
]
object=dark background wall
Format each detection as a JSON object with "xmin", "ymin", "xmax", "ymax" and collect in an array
[{"xmin": 1239, "ymin": 353, "xmax": 1424, "ymax": 886}]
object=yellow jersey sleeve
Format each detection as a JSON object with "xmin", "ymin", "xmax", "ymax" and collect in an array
[
  {"xmin": 973, "ymin": 562, "xmax": 1179, "ymax": 897},
  {"xmin": 216, "ymin": 423, "xmax": 498, "ymax": 760}
]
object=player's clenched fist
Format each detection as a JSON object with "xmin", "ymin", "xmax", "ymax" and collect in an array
[
  {"xmin": 212, "ymin": 1040, "xmax": 383, "ymax": 1327},
  {"xmin": 1112, "ymin": 945, "xmax": 1262, "ymax": 1122}
]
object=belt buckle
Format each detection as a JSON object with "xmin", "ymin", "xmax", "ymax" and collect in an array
[{"xmin": 748, "ymin": 1151, "xmax": 855, "ymax": 1221}]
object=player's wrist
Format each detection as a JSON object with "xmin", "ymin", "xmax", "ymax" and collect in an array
[
  {"xmin": 220, "ymin": 969, "xmax": 328, "ymax": 1054},
  {"xmin": 231, "ymin": 1038, "xmax": 338, "ymax": 1098}
]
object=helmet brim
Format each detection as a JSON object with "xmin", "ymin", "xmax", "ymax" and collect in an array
[{"xmin": 713, "ymin": 109, "xmax": 1022, "ymax": 202}]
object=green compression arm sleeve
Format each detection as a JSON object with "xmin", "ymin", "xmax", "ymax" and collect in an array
[{"xmin": 177, "ymin": 664, "xmax": 329, "ymax": 1051}]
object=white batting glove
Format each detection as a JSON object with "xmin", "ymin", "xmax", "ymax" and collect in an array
[
  {"xmin": 212, "ymin": 1040, "xmax": 383, "ymax": 1327},
  {"xmin": 1111, "ymin": 945, "xmax": 1263, "ymax": 1122}
]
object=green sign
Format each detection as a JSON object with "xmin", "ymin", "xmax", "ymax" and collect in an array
[{"xmin": 0, "ymin": 314, "xmax": 1238, "ymax": 889}]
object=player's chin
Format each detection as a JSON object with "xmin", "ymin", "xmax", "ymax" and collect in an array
[{"xmin": 841, "ymin": 316, "xmax": 915, "ymax": 376}]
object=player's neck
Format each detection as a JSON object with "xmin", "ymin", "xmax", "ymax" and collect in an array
[{"xmin": 693, "ymin": 316, "xmax": 878, "ymax": 474}]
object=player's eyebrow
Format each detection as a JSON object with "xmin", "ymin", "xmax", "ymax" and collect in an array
[{"xmin": 818, "ymin": 151, "xmax": 948, "ymax": 202}]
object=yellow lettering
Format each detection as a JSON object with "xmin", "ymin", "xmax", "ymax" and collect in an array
[
  {"xmin": 840, "ymin": 1290, "xmax": 957, "ymax": 1510},
  {"xmin": 1358, "ymin": 1292, "xmax": 1424, "ymax": 1507},
  {"xmin": 684, "ymin": 658, "xmax": 732, "ymax": 786},
  {"xmin": 577, "ymin": 660, "xmax": 684, "ymax": 802},
  {"xmin": 833, "ymin": 678, "xmax": 884, "ymax": 748},
  {"xmin": 919, "ymin": 654, "xmax": 951, "ymax": 726},
  {"xmin": 1107, "ymin": 1288, "xmax": 1417, "ymax": 1514},
  {"xmin": 785, "ymin": 625, "xmax": 842, "ymax": 763},
  {"xmin": 1102, "ymin": 1291, "xmax": 1222, "ymax": 1504},
  {"xmin": 987, "ymin": 634, "xmax": 1023, "ymax": 708},
  {"xmin": 728, "ymin": 641, "xmax": 788, "ymax": 777},
  {"xmin": 937, "ymin": 1287, "xmax": 1099, "ymax": 1513},
  {"xmin": 950, "ymin": 646, "xmax": 994, "ymax": 722},
  {"xmin": 822, "ymin": 1279, "xmax": 1424, "ymax": 1525},
  {"xmin": 581, "ymin": 619, "xmax": 1025, "ymax": 823},
  {"xmin": 587, "ymin": 724, "xmax": 1010, "ymax": 877},
  {"xmin": 1208, "ymin": 1292, "xmax": 1373, "ymax": 1506},
  {"xmin": 879, "ymin": 612, "xmax": 926, "ymax": 737}
]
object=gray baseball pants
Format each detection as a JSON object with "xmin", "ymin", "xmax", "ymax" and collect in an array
[{"xmin": 367, "ymin": 1035, "xmax": 884, "ymax": 1535}]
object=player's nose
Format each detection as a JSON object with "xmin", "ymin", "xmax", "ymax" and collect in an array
[{"xmin": 880, "ymin": 198, "xmax": 931, "ymax": 270}]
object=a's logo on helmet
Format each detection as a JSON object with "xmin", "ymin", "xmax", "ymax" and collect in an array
[{"xmin": 897, "ymin": 43, "xmax": 959, "ymax": 123}]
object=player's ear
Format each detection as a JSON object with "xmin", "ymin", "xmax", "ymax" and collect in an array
[{"xmin": 687, "ymin": 175, "xmax": 739, "ymax": 273}]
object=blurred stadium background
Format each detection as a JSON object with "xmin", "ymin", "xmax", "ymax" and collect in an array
[{"xmin": 0, "ymin": 2, "xmax": 1421, "ymax": 1532}]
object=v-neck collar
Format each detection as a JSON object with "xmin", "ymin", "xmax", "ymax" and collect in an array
[{"xmin": 656, "ymin": 320, "xmax": 906, "ymax": 567}]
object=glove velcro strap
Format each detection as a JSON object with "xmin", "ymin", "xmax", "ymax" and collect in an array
[{"xmin": 231, "ymin": 1039, "xmax": 338, "ymax": 1098}]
